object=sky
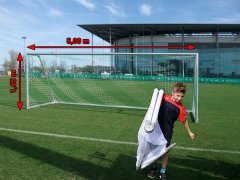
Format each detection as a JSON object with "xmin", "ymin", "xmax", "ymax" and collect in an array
[{"xmin": 0, "ymin": 0, "xmax": 240, "ymax": 66}]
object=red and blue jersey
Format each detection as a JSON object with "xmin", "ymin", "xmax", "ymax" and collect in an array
[{"xmin": 158, "ymin": 93, "xmax": 187, "ymax": 145}]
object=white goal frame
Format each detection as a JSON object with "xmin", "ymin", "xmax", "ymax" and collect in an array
[{"xmin": 26, "ymin": 52, "xmax": 199, "ymax": 123}]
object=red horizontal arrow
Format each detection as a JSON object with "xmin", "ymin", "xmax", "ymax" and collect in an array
[
  {"xmin": 17, "ymin": 53, "xmax": 23, "ymax": 110},
  {"xmin": 27, "ymin": 44, "xmax": 196, "ymax": 50}
]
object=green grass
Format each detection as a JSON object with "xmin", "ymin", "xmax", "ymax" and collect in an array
[
  {"xmin": 0, "ymin": 75, "xmax": 240, "ymax": 179},
  {"xmin": 28, "ymin": 76, "xmax": 193, "ymax": 108}
]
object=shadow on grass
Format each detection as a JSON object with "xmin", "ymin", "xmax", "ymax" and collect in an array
[
  {"xmin": 0, "ymin": 134, "xmax": 145, "ymax": 179},
  {"xmin": 103, "ymin": 154, "xmax": 240, "ymax": 180},
  {"xmin": 96, "ymin": 152, "xmax": 240, "ymax": 180},
  {"xmin": 167, "ymin": 156, "xmax": 240, "ymax": 180},
  {"xmin": 0, "ymin": 134, "xmax": 238, "ymax": 179},
  {"xmin": 0, "ymin": 134, "xmax": 108, "ymax": 179}
]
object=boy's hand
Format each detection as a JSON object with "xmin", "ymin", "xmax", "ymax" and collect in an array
[{"xmin": 189, "ymin": 131, "xmax": 195, "ymax": 139}]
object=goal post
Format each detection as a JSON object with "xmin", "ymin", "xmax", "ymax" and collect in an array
[{"xmin": 26, "ymin": 52, "xmax": 199, "ymax": 123}]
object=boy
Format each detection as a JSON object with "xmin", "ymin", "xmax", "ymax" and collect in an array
[{"xmin": 148, "ymin": 82, "xmax": 195, "ymax": 179}]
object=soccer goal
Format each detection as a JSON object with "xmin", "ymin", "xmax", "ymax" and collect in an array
[{"xmin": 26, "ymin": 52, "xmax": 199, "ymax": 122}]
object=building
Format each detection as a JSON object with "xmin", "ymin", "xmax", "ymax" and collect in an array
[{"xmin": 79, "ymin": 24, "xmax": 240, "ymax": 78}]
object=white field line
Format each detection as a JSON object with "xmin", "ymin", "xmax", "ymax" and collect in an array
[
  {"xmin": 0, "ymin": 127, "xmax": 137, "ymax": 145},
  {"xmin": 0, "ymin": 127, "xmax": 240, "ymax": 155}
]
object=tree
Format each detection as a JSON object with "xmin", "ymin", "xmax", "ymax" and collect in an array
[
  {"xmin": 2, "ymin": 58, "xmax": 9, "ymax": 71},
  {"xmin": 8, "ymin": 50, "xmax": 18, "ymax": 70},
  {"xmin": 71, "ymin": 64, "xmax": 78, "ymax": 74},
  {"xmin": 49, "ymin": 60, "xmax": 58, "ymax": 72},
  {"xmin": 1, "ymin": 50, "xmax": 19, "ymax": 72},
  {"xmin": 59, "ymin": 60, "xmax": 67, "ymax": 73}
]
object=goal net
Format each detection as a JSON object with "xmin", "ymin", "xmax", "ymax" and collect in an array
[{"xmin": 26, "ymin": 52, "xmax": 199, "ymax": 122}]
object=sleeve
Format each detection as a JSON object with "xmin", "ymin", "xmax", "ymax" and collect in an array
[{"xmin": 178, "ymin": 105, "xmax": 187, "ymax": 122}]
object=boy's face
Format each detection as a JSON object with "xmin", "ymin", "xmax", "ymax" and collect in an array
[{"xmin": 171, "ymin": 91, "xmax": 185, "ymax": 103}]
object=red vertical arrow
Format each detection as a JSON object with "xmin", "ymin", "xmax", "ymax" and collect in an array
[{"xmin": 17, "ymin": 53, "xmax": 23, "ymax": 110}]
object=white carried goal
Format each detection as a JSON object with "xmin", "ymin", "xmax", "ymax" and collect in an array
[{"xmin": 26, "ymin": 52, "xmax": 199, "ymax": 122}]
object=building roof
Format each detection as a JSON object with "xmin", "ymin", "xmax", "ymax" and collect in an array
[{"xmin": 78, "ymin": 24, "xmax": 240, "ymax": 43}]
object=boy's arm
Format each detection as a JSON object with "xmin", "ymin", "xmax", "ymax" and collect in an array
[{"xmin": 183, "ymin": 120, "xmax": 195, "ymax": 139}]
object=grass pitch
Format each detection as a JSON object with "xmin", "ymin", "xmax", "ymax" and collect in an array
[{"xmin": 0, "ymin": 76, "xmax": 239, "ymax": 179}]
